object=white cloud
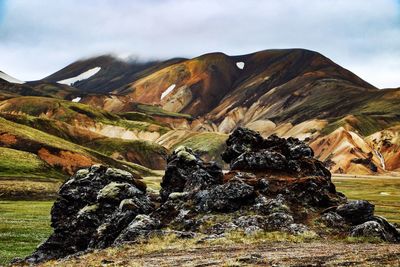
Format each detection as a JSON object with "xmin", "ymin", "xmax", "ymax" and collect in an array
[{"xmin": 0, "ymin": 0, "xmax": 399, "ymax": 88}]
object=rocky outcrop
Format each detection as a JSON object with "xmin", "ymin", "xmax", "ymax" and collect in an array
[
  {"xmin": 21, "ymin": 127, "xmax": 400, "ymax": 264},
  {"xmin": 23, "ymin": 165, "xmax": 153, "ymax": 263}
]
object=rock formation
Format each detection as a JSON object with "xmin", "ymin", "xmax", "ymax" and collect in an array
[{"xmin": 20, "ymin": 127, "xmax": 400, "ymax": 264}]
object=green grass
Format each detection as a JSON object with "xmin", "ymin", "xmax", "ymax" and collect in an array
[
  {"xmin": 0, "ymin": 117, "xmax": 158, "ymax": 177},
  {"xmin": 0, "ymin": 147, "xmax": 65, "ymax": 180},
  {"xmin": 134, "ymin": 103, "xmax": 192, "ymax": 119},
  {"xmin": 0, "ymin": 96, "xmax": 171, "ymax": 135},
  {"xmin": 333, "ymin": 177, "xmax": 400, "ymax": 223},
  {"xmin": 87, "ymin": 138, "xmax": 167, "ymax": 159},
  {"xmin": 0, "ymin": 201, "xmax": 53, "ymax": 265},
  {"xmin": 172, "ymin": 132, "xmax": 228, "ymax": 164},
  {"xmin": 320, "ymin": 114, "xmax": 399, "ymax": 136}
]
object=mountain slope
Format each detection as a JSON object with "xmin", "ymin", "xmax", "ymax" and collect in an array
[
  {"xmin": 1, "ymin": 48, "xmax": 400, "ymax": 176},
  {"xmin": 43, "ymin": 55, "xmax": 185, "ymax": 93}
]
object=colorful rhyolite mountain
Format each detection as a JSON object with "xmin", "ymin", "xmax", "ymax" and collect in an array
[{"xmin": 1, "ymin": 49, "xmax": 400, "ymax": 179}]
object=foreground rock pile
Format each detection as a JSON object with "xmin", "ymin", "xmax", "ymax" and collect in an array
[{"xmin": 21, "ymin": 127, "xmax": 400, "ymax": 264}]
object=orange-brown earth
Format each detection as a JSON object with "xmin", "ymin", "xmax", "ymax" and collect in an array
[{"xmin": 1, "ymin": 48, "xmax": 400, "ymax": 176}]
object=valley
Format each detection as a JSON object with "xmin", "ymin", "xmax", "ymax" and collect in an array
[{"xmin": 1, "ymin": 175, "xmax": 399, "ymax": 265}]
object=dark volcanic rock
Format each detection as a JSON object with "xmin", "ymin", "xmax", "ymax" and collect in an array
[
  {"xmin": 223, "ymin": 127, "xmax": 328, "ymax": 178},
  {"xmin": 196, "ymin": 178, "xmax": 256, "ymax": 212},
  {"xmin": 114, "ymin": 214, "xmax": 161, "ymax": 244},
  {"xmin": 221, "ymin": 127, "xmax": 264, "ymax": 164},
  {"xmin": 320, "ymin": 212, "xmax": 346, "ymax": 228},
  {"xmin": 160, "ymin": 146, "xmax": 223, "ymax": 201},
  {"xmin": 24, "ymin": 165, "xmax": 153, "ymax": 263},
  {"xmin": 336, "ymin": 200, "xmax": 375, "ymax": 225},
  {"xmin": 230, "ymin": 150, "xmax": 287, "ymax": 171},
  {"xmin": 22, "ymin": 127, "xmax": 400, "ymax": 265},
  {"xmin": 350, "ymin": 217, "xmax": 400, "ymax": 242}
]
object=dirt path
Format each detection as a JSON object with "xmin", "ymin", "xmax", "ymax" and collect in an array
[{"xmin": 42, "ymin": 242, "xmax": 400, "ymax": 267}]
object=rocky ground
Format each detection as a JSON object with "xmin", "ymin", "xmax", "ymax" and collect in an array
[
  {"xmin": 12, "ymin": 127, "xmax": 400, "ymax": 266},
  {"xmin": 37, "ymin": 241, "xmax": 400, "ymax": 267}
]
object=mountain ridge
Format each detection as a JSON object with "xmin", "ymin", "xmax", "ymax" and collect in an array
[{"xmin": 1, "ymin": 48, "xmax": 400, "ymax": 177}]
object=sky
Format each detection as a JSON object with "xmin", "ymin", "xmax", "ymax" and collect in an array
[{"xmin": 0, "ymin": 0, "xmax": 399, "ymax": 88}]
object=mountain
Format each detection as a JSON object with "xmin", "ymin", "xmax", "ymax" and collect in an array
[
  {"xmin": 1, "ymin": 48, "xmax": 400, "ymax": 179},
  {"xmin": 42, "ymin": 55, "xmax": 185, "ymax": 93}
]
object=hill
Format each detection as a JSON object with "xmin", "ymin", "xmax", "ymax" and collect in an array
[{"xmin": 1, "ymin": 48, "xmax": 400, "ymax": 176}]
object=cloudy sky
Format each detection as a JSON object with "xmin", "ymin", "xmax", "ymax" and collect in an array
[{"xmin": 0, "ymin": 0, "xmax": 399, "ymax": 88}]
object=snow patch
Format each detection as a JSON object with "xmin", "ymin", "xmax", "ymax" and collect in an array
[
  {"xmin": 380, "ymin": 192, "xmax": 390, "ymax": 196},
  {"xmin": 374, "ymin": 149, "xmax": 386, "ymax": 170},
  {"xmin": 161, "ymin": 84, "xmax": 176, "ymax": 100},
  {"xmin": 58, "ymin": 67, "xmax": 101, "ymax": 85},
  {"xmin": 71, "ymin": 97, "xmax": 81, "ymax": 103},
  {"xmin": 0, "ymin": 71, "xmax": 24, "ymax": 84},
  {"xmin": 236, "ymin": 62, "xmax": 245, "ymax": 69}
]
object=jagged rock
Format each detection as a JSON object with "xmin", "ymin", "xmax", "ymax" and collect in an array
[
  {"xmin": 22, "ymin": 128, "xmax": 400, "ymax": 264},
  {"xmin": 230, "ymin": 150, "xmax": 287, "ymax": 171},
  {"xmin": 266, "ymin": 195, "xmax": 291, "ymax": 213},
  {"xmin": 114, "ymin": 215, "xmax": 161, "ymax": 244},
  {"xmin": 24, "ymin": 165, "xmax": 152, "ymax": 263},
  {"xmin": 234, "ymin": 215, "xmax": 268, "ymax": 231},
  {"xmin": 221, "ymin": 127, "xmax": 264, "ymax": 164},
  {"xmin": 160, "ymin": 146, "xmax": 223, "ymax": 201},
  {"xmin": 336, "ymin": 200, "xmax": 374, "ymax": 225},
  {"xmin": 196, "ymin": 178, "xmax": 256, "ymax": 212},
  {"xmin": 265, "ymin": 212, "xmax": 294, "ymax": 231},
  {"xmin": 320, "ymin": 212, "xmax": 346, "ymax": 228}
]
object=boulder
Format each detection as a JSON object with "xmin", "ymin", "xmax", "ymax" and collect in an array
[
  {"xmin": 336, "ymin": 200, "xmax": 374, "ymax": 225},
  {"xmin": 350, "ymin": 221, "xmax": 386, "ymax": 239},
  {"xmin": 348, "ymin": 217, "xmax": 400, "ymax": 242}
]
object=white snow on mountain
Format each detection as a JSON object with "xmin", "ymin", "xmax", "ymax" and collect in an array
[
  {"xmin": 161, "ymin": 84, "xmax": 176, "ymax": 100},
  {"xmin": 0, "ymin": 71, "xmax": 25, "ymax": 84},
  {"xmin": 58, "ymin": 67, "xmax": 101, "ymax": 85},
  {"xmin": 236, "ymin": 62, "xmax": 245, "ymax": 69},
  {"xmin": 71, "ymin": 97, "xmax": 81, "ymax": 102}
]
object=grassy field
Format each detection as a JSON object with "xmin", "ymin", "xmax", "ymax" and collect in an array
[
  {"xmin": 0, "ymin": 201, "xmax": 53, "ymax": 265},
  {"xmin": 333, "ymin": 176, "xmax": 400, "ymax": 224}
]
